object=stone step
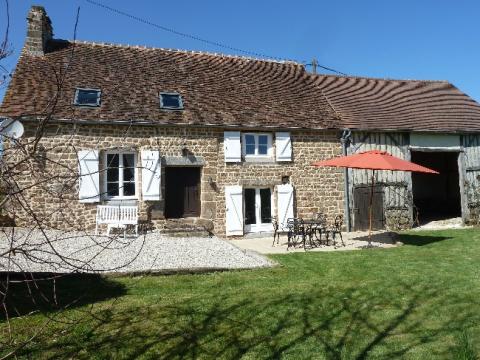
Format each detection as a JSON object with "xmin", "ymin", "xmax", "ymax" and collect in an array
[
  {"xmin": 162, "ymin": 219, "xmax": 214, "ymax": 237},
  {"xmin": 161, "ymin": 230, "xmax": 212, "ymax": 237}
]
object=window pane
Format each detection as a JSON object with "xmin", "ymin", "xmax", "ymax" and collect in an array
[
  {"xmin": 245, "ymin": 144, "xmax": 255, "ymax": 155},
  {"xmin": 245, "ymin": 135, "xmax": 255, "ymax": 145},
  {"xmin": 258, "ymin": 135, "xmax": 268, "ymax": 146},
  {"xmin": 107, "ymin": 182, "xmax": 119, "ymax": 197},
  {"xmin": 258, "ymin": 144, "xmax": 268, "ymax": 155},
  {"xmin": 123, "ymin": 154, "xmax": 135, "ymax": 182},
  {"xmin": 123, "ymin": 167, "xmax": 135, "ymax": 182},
  {"xmin": 260, "ymin": 188, "xmax": 272, "ymax": 223},
  {"xmin": 76, "ymin": 89, "xmax": 100, "ymax": 106},
  {"xmin": 244, "ymin": 189, "xmax": 256, "ymax": 225},
  {"xmin": 245, "ymin": 135, "xmax": 255, "ymax": 155},
  {"xmin": 123, "ymin": 154, "xmax": 135, "ymax": 168},
  {"xmin": 123, "ymin": 183, "xmax": 135, "ymax": 196},
  {"xmin": 258, "ymin": 135, "xmax": 268, "ymax": 155},
  {"xmin": 161, "ymin": 94, "xmax": 182, "ymax": 108},
  {"xmin": 106, "ymin": 154, "xmax": 119, "ymax": 182}
]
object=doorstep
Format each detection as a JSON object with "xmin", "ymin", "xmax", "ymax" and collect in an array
[{"xmin": 243, "ymin": 231, "xmax": 275, "ymax": 239}]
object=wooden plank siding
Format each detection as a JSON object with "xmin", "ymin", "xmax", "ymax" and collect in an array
[
  {"xmin": 348, "ymin": 131, "xmax": 480, "ymax": 229},
  {"xmin": 462, "ymin": 134, "xmax": 480, "ymax": 224},
  {"xmin": 348, "ymin": 132, "xmax": 412, "ymax": 230}
]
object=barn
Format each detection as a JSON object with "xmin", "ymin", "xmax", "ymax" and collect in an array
[{"xmin": 314, "ymin": 75, "xmax": 480, "ymax": 231}]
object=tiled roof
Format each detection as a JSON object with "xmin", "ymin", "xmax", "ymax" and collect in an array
[
  {"xmin": 2, "ymin": 39, "xmax": 480, "ymax": 133},
  {"xmin": 0, "ymin": 40, "xmax": 340, "ymax": 129},
  {"xmin": 312, "ymin": 74, "xmax": 480, "ymax": 132}
]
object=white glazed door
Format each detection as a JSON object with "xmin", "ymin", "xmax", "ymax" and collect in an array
[{"xmin": 244, "ymin": 188, "xmax": 273, "ymax": 233}]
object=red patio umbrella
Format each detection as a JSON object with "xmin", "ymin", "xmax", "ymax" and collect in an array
[{"xmin": 312, "ymin": 150, "xmax": 439, "ymax": 244}]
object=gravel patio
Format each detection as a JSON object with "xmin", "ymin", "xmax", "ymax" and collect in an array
[{"xmin": 0, "ymin": 229, "xmax": 274, "ymax": 274}]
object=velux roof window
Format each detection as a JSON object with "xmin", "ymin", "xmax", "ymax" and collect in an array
[
  {"xmin": 160, "ymin": 92, "xmax": 183, "ymax": 110},
  {"xmin": 74, "ymin": 88, "xmax": 101, "ymax": 107}
]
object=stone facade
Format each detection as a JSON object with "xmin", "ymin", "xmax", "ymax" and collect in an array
[{"xmin": 4, "ymin": 122, "xmax": 345, "ymax": 237}]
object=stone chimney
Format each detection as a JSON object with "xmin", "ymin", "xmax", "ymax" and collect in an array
[{"xmin": 24, "ymin": 6, "xmax": 53, "ymax": 56}]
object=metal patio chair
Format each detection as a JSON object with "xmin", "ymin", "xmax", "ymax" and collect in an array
[
  {"xmin": 326, "ymin": 215, "xmax": 344, "ymax": 247},
  {"xmin": 287, "ymin": 218, "xmax": 307, "ymax": 250},
  {"xmin": 271, "ymin": 216, "xmax": 281, "ymax": 246}
]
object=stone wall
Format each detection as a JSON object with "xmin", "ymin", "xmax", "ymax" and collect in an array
[
  {"xmin": 4, "ymin": 122, "xmax": 344, "ymax": 237},
  {"xmin": 385, "ymin": 209, "xmax": 411, "ymax": 230}
]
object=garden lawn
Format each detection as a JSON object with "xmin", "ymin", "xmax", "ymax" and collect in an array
[{"xmin": 2, "ymin": 229, "xmax": 480, "ymax": 359}]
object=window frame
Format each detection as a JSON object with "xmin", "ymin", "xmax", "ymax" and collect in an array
[
  {"xmin": 241, "ymin": 133, "xmax": 273, "ymax": 160},
  {"xmin": 159, "ymin": 92, "xmax": 184, "ymax": 110},
  {"xmin": 102, "ymin": 150, "xmax": 138, "ymax": 200},
  {"xmin": 73, "ymin": 88, "xmax": 102, "ymax": 107}
]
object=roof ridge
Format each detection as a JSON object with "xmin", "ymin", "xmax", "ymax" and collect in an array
[
  {"xmin": 56, "ymin": 39, "xmax": 302, "ymax": 66},
  {"xmin": 313, "ymin": 73, "xmax": 450, "ymax": 84}
]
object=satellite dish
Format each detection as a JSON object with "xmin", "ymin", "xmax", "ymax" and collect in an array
[{"xmin": 0, "ymin": 118, "xmax": 24, "ymax": 139}]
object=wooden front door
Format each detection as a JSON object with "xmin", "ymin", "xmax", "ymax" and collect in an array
[
  {"xmin": 165, "ymin": 167, "xmax": 201, "ymax": 218},
  {"xmin": 353, "ymin": 185, "xmax": 385, "ymax": 231}
]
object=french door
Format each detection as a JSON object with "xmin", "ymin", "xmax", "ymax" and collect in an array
[{"xmin": 244, "ymin": 188, "xmax": 273, "ymax": 232}]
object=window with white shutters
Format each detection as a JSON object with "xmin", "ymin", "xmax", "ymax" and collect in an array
[
  {"xmin": 103, "ymin": 151, "xmax": 137, "ymax": 199},
  {"xmin": 242, "ymin": 133, "xmax": 273, "ymax": 160}
]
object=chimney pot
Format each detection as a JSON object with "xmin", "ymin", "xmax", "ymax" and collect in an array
[{"xmin": 24, "ymin": 5, "xmax": 53, "ymax": 56}]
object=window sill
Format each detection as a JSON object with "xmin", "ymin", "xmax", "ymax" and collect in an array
[
  {"xmin": 243, "ymin": 156, "xmax": 275, "ymax": 163},
  {"xmin": 102, "ymin": 197, "xmax": 138, "ymax": 204}
]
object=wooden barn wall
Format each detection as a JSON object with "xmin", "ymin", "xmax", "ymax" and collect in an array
[
  {"xmin": 348, "ymin": 132, "xmax": 412, "ymax": 229},
  {"xmin": 462, "ymin": 134, "xmax": 480, "ymax": 224}
]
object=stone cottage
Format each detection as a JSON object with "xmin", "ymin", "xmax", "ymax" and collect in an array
[
  {"xmin": 1, "ymin": 6, "xmax": 480, "ymax": 236},
  {"xmin": 0, "ymin": 6, "xmax": 345, "ymax": 237}
]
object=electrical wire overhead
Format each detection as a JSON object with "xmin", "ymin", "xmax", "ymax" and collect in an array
[{"xmin": 84, "ymin": 0, "xmax": 347, "ymax": 76}]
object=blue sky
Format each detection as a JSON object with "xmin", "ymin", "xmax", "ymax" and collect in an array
[{"xmin": 1, "ymin": 0, "xmax": 479, "ymax": 102}]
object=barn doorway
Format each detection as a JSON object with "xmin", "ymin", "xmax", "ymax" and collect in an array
[
  {"xmin": 165, "ymin": 167, "xmax": 201, "ymax": 218},
  {"xmin": 411, "ymin": 151, "xmax": 461, "ymax": 224},
  {"xmin": 353, "ymin": 185, "xmax": 385, "ymax": 231}
]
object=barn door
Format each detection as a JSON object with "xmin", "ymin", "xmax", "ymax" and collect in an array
[{"xmin": 353, "ymin": 185, "xmax": 385, "ymax": 231}]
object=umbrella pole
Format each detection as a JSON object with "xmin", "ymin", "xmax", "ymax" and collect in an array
[{"xmin": 368, "ymin": 169, "xmax": 375, "ymax": 246}]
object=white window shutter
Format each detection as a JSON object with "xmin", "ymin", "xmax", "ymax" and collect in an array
[
  {"xmin": 277, "ymin": 184, "xmax": 294, "ymax": 230},
  {"xmin": 78, "ymin": 150, "xmax": 100, "ymax": 203},
  {"xmin": 141, "ymin": 150, "xmax": 161, "ymax": 201},
  {"xmin": 225, "ymin": 185, "xmax": 244, "ymax": 236},
  {"xmin": 224, "ymin": 131, "xmax": 241, "ymax": 162},
  {"xmin": 275, "ymin": 132, "xmax": 292, "ymax": 162}
]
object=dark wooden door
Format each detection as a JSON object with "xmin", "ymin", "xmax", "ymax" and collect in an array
[
  {"xmin": 353, "ymin": 185, "xmax": 385, "ymax": 231},
  {"xmin": 165, "ymin": 167, "xmax": 201, "ymax": 218}
]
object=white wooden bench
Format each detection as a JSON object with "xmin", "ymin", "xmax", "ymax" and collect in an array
[{"xmin": 95, "ymin": 205, "xmax": 139, "ymax": 238}]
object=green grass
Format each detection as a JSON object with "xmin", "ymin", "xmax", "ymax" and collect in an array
[{"xmin": 2, "ymin": 229, "xmax": 480, "ymax": 359}]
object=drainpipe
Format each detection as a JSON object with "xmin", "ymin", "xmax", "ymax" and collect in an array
[{"xmin": 341, "ymin": 129, "xmax": 352, "ymax": 232}]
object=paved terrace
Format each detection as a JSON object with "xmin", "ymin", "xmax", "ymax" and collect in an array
[{"xmin": 230, "ymin": 231, "xmax": 401, "ymax": 254}]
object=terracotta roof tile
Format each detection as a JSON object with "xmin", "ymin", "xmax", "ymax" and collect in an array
[
  {"xmin": 3, "ymin": 39, "xmax": 480, "ymax": 133},
  {"xmin": 0, "ymin": 40, "xmax": 340, "ymax": 129},
  {"xmin": 312, "ymin": 74, "xmax": 480, "ymax": 132}
]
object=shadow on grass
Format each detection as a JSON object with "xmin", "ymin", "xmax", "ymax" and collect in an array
[
  {"xmin": 28, "ymin": 281, "xmax": 480, "ymax": 359},
  {"xmin": 0, "ymin": 272, "xmax": 126, "ymax": 320},
  {"xmin": 350, "ymin": 231, "xmax": 399, "ymax": 245},
  {"xmin": 399, "ymin": 233, "xmax": 452, "ymax": 246}
]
